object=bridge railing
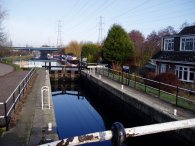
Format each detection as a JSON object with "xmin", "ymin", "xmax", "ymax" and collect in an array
[
  {"xmin": 0, "ymin": 68, "xmax": 35, "ymax": 130},
  {"xmin": 96, "ymin": 67, "xmax": 195, "ymax": 112}
]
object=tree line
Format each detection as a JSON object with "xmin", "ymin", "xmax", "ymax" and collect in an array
[
  {"xmin": 62, "ymin": 22, "xmax": 193, "ymax": 71},
  {"xmin": 0, "ymin": 0, "xmax": 194, "ymax": 68}
]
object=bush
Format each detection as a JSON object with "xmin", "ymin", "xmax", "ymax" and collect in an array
[
  {"xmin": 145, "ymin": 72, "xmax": 156, "ymax": 87},
  {"xmin": 154, "ymin": 72, "xmax": 180, "ymax": 93},
  {"xmin": 144, "ymin": 72, "xmax": 180, "ymax": 93}
]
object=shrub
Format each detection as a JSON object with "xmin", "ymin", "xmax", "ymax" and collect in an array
[
  {"xmin": 145, "ymin": 72, "xmax": 156, "ymax": 87},
  {"xmin": 144, "ymin": 72, "xmax": 180, "ymax": 93},
  {"xmin": 154, "ymin": 72, "xmax": 180, "ymax": 93}
]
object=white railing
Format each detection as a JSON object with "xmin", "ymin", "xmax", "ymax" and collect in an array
[
  {"xmin": 0, "ymin": 68, "xmax": 35, "ymax": 130},
  {"xmin": 41, "ymin": 86, "xmax": 50, "ymax": 110},
  {"xmin": 39, "ymin": 118, "xmax": 195, "ymax": 146}
]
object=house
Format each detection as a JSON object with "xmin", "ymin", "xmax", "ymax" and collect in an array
[{"xmin": 152, "ymin": 25, "xmax": 195, "ymax": 83}]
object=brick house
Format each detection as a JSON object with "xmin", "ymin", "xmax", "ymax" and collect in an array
[{"xmin": 152, "ymin": 25, "xmax": 195, "ymax": 83}]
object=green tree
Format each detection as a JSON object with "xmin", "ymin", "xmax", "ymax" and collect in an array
[
  {"xmin": 103, "ymin": 24, "xmax": 133, "ymax": 68},
  {"xmin": 81, "ymin": 43, "xmax": 101, "ymax": 63}
]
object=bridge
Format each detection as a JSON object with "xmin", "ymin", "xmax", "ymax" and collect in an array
[
  {"xmin": 13, "ymin": 47, "xmax": 58, "ymax": 60},
  {"xmin": 13, "ymin": 47, "xmax": 58, "ymax": 51}
]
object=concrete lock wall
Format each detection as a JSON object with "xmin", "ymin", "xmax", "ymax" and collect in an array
[{"xmin": 80, "ymin": 71, "xmax": 195, "ymax": 145}]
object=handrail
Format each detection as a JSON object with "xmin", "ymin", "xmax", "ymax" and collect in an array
[
  {"xmin": 97, "ymin": 68, "xmax": 195, "ymax": 100},
  {"xmin": 39, "ymin": 118, "xmax": 195, "ymax": 146},
  {"xmin": 0, "ymin": 68, "xmax": 35, "ymax": 130},
  {"xmin": 5, "ymin": 68, "xmax": 35, "ymax": 103}
]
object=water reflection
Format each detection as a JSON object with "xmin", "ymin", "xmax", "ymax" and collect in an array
[{"xmin": 52, "ymin": 82, "xmax": 111, "ymax": 146}]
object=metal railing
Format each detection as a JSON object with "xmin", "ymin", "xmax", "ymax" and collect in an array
[
  {"xmin": 0, "ymin": 68, "xmax": 35, "ymax": 130},
  {"xmin": 41, "ymin": 86, "xmax": 50, "ymax": 110},
  {"xmin": 39, "ymin": 118, "xmax": 195, "ymax": 146},
  {"xmin": 96, "ymin": 67, "xmax": 195, "ymax": 112}
]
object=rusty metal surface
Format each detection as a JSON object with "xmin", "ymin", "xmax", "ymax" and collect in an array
[{"xmin": 40, "ymin": 131, "xmax": 112, "ymax": 146}]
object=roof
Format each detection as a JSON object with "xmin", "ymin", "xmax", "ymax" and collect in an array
[
  {"xmin": 152, "ymin": 51, "xmax": 195, "ymax": 62},
  {"xmin": 178, "ymin": 25, "xmax": 195, "ymax": 35}
]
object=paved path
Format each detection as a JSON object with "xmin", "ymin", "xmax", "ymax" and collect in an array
[
  {"xmin": 0, "ymin": 69, "xmax": 58, "ymax": 146},
  {"xmin": 0, "ymin": 71, "xmax": 29, "ymax": 102},
  {"xmin": 0, "ymin": 63, "xmax": 14, "ymax": 76}
]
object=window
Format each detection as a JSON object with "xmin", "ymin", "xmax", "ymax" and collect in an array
[
  {"xmin": 160, "ymin": 64, "xmax": 166, "ymax": 73},
  {"xmin": 181, "ymin": 36, "xmax": 195, "ymax": 51},
  {"xmin": 175, "ymin": 65, "xmax": 195, "ymax": 82},
  {"xmin": 164, "ymin": 38, "xmax": 174, "ymax": 51}
]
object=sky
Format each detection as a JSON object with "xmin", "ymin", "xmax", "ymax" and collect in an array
[{"xmin": 2, "ymin": 0, "xmax": 195, "ymax": 47}]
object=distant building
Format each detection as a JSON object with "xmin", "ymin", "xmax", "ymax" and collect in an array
[{"xmin": 152, "ymin": 25, "xmax": 195, "ymax": 83}]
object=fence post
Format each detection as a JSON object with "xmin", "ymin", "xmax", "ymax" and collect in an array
[
  {"xmin": 4, "ymin": 102, "xmax": 8, "ymax": 131},
  {"xmin": 128, "ymin": 73, "xmax": 130, "ymax": 86},
  {"xmin": 176, "ymin": 86, "xmax": 179, "ymax": 106},
  {"xmin": 134, "ymin": 75, "xmax": 136, "ymax": 88},
  {"xmin": 158, "ymin": 81, "xmax": 161, "ymax": 98},
  {"xmin": 122, "ymin": 71, "xmax": 123, "ymax": 84},
  {"xmin": 23, "ymin": 80, "xmax": 25, "ymax": 95},
  {"xmin": 126, "ymin": 73, "xmax": 128, "ymax": 85},
  {"xmin": 113, "ymin": 70, "xmax": 114, "ymax": 80},
  {"xmin": 18, "ymin": 85, "xmax": 21, "ymax": 94},
  {"xmin": 107, "ymin": 68, "xmax": 109, "ymax": 77},
  {"xmin": 13, "ymin": 93, "xmax": 16, "ymax": 112},
  {"xmin": 49, "ymin": 62, "xmax": 51, "ymax": 74},
  {"xmin": 26, "ymin": 76, "xmax": 28, "ymax": 86}
]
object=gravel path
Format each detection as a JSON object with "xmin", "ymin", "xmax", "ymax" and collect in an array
[{"xmin": 0, "ymin": 63, "xmax": 14, "ymax": 76}]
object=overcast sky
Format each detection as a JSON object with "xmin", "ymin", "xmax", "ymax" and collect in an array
[{"xmin": 2, "ymin": 0, "xmax": 195, "ymax": 47}]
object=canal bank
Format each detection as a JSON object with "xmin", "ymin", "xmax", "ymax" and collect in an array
[
  {"xmin": 0, "ymin": 69, "xmax": 58, "ymax": 146},
  {"xmin": 81, "ymin": 70, "xmax": 195, "ymax": 145}
]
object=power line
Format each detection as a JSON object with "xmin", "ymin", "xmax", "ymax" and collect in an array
[{"xmin": 111, "ymin": 0, "xmax": 150, "ymax": 20}]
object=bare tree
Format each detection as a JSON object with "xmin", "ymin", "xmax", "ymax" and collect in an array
[
  {"xmin": 0, "ymin": 4, "xmax": 6, "ymax": 47},
  {"xmin": 179, "ymin": 22, "xmax": 190, "ymax": 32},
  {"xmin": 63, "ymin": 41, "xmax": 83, "ymax": 58},
  {"xmin": 128, "ymin": 30, "xmax": 145, "ymax": 67}
]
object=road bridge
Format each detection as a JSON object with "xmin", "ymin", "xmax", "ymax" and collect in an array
[{"xmin": 13, "ymin": 47, "xmax": 58, "ymax": 60}]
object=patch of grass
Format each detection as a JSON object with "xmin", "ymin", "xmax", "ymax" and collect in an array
[
  {"xmin": 2, "ymin": 60, "xmax": 21, "ymax": 71},
  {"xmin": 1, "ymin": 55, "xmax": 32, "ymax": 71},
  {"xmin": 0, "ymin": 128, "xmax": 6, "ymax": 136},
  {"xmin": 177, "ymin": 97, "xmax": 195, "ymax": 111},
  {"xmin": 101, "ymin": 70, "xmax": 195, "ymax": 112}
]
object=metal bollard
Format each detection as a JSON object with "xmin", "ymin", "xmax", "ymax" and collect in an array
[
  {"xmin": 111, "ymin": 122, "xmax": 126, "ymax": 146},
  {"xmin": 121, "ymin": 85, "xmax": 124, "ymax": 90},
  {"xmin": 174, "ymin": 109, "xmax": 177, "ymax": 116}
]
